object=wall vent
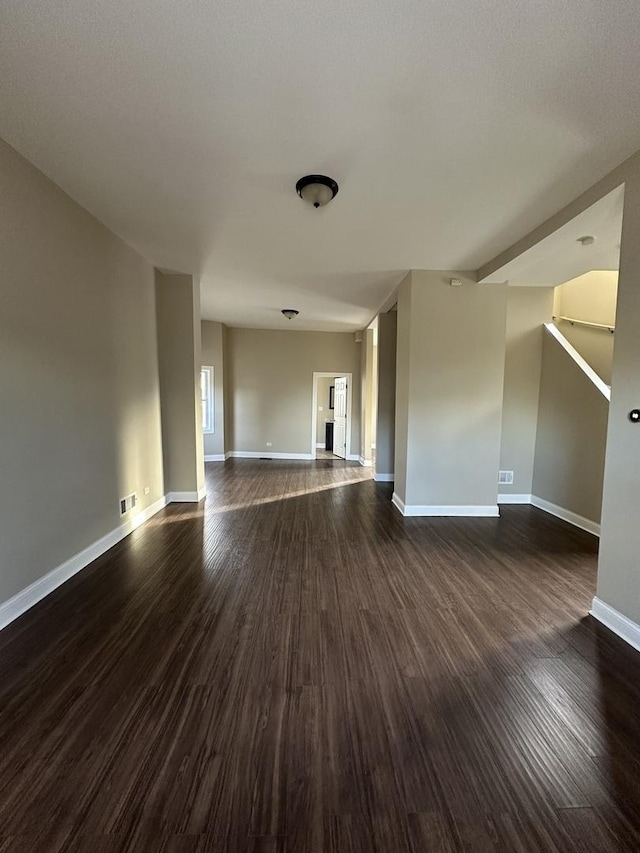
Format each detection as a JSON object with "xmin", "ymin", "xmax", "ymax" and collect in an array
[
  {"xmin": 498, "ymin": 470, "xmax": 514, "ymax": 485},
  {"xmin": 119, "ymin": 492, "xmax": 139, "ymax": 516}
]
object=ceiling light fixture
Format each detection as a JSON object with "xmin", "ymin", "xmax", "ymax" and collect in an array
[
  {"xmin": 577, "ymin": 235, "xmax": 595, "ymax": 246},
  {"xmin": 281, "ymin": 308, "xmax": 299, "ymax": 320},
  {"xmin": 296, "ymin": 174, "xmax": 339, "ymax": 209}
]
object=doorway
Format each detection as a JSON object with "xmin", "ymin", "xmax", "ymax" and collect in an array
[{"xmin": 311, "ymin": 372, "xmax": 353, "ymax": 460}]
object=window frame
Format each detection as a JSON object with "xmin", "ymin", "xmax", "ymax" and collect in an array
[{"xmin": 201, "ymin": 365, "xmax": 215, "ymax": 434}]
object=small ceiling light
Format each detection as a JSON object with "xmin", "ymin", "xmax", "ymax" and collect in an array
[
  {"xmin": 281, "ymin": 308, "xmax": 299, "ymax": 320},
  {"xmin": 577, "ymin": 235, "xmax": 595, "ymax": 246},
  {"xmin": 296, "ymin": 174, "xmax": 339, "ymax": 209}
]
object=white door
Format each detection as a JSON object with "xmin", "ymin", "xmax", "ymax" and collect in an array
[{"xmin": 333, "ymin": 376, "xmax": 348, "ymax": 459}]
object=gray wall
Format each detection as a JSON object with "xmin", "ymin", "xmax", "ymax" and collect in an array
[
  {"xmin": 155, "ymin": 273, "xmax": 204, "ymax": 495},
  {"xmin": 554, "ymin": 271, "xmax": 617, "ymax": 384},
  {"xmin": 201, "ymin": 320, "xmax": 226, "ymax": 457},
  {"xmin": 376, "ymin": 312, "xmax": 397, "ymax": 479},
  {"xmin": 532, "ymin": 329, "xmax": 608, "ymax": 523},
  {"xmin": 0, "ymin": 137, "xmax": 165, "ymax": 605},
  {"xmin": 225, "ymin": 328, "xmax": 361, "ymax": 456},
  {"xmin": 499, "ymin": 287, "xmax": 554, "ymax": 496},
  {"xmin": 395, "ymin": 271, "xmax": 507, "ymax": 510}
]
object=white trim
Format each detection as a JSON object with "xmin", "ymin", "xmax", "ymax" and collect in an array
[
  {"xmin": 498, "ymin": 493, "xmax": 532, "ymax": 504},
  {"xmin": 0, "ymin": 496, "xmax": 167, "ymax": 632},
  {"xmin": 358, "ymin": 456, "xmax": 373, "ymax": 467},
  {"xmin": 392, "ymin": 492, "xmax": 406, "ymax": 514},
  {"xmin": 201, "ymin": 365, "xmax": 215, "ymax": 433},
  {"xmin": 402, "ymin": 505, "xmax": 500, "ymax": 517},
  {"xmin": 530, "ymin": 495, "xmax": 600, "ymax": 537},
  {"xmin": 315, "ymin": 443, "xmax": 324, "ymax": 449},
  {"xmin": 225, "ymin": 451, "xmax": 315, "ymax": 461},
  {"xmin": 204, "ymin": 454, "xmax": 225, "ymax": 462},
  {"xmin": 311, "ymin": 371, "xmax": 353, "ymax": 461},
  {"xmin": 346, "ymin": 453, "xmax": 359, "ymax": 462},
  {"xmin": 391, "ymin": 494, "xmax": 498, "ymax": 516},
  {"xmin": 590, "ymin": 597, "xmax": 640, "ymax": 654},
  {"xmin": 167, "ymin": 490, "xmax": 206, "ymax": 502},
  {"xmin": 374, "ymin": 473, "xmax": 394, "ymax": 482},
  {"xmin": 545, "ymin": 323, "xmax": 611, "ymax": 401}
]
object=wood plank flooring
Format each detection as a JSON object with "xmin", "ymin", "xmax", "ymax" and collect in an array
[{"xmin": 1, "ymin": 459, "xmax": 640, "ymax": 851}]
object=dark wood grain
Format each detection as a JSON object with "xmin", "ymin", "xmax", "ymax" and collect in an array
[{"xmin": 1, "ymin": 458, "xmax": 639, "ymax": 851}]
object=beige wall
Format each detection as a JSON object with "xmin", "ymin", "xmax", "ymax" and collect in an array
[
  {"xmin": 226, "ymin": 329, "xmax": 361, "ymax": 456},
  {"xmin": 532, "ymin": 329, "xmax": 608, "ymax": 523},
  {"xmin": 201, "ymin": 320, "xmax": 226, "ymax": 457},
  {"xmin": 155, "ymin": 273, "xmax": 204, "ymax": 495},
  {"xmin": 395, "ymin": 271, "xmax": 507, "ymax": 510},
  {"xmin": 359, "ymin": 329, "xmax": 375, "ymax": 462},
  {"xmin": 0, "ymin": 137, "xmax": 165, "ymax": 605},
  {"xmin": 376, "ymin": 312, "xmax": 397, "ymax": 478},
  {"xmin": 499, "ymin": 288, "xmax": 554, "ymax": 496},
  {"xmin": 315, "ymin": 376, "xmax": 334, "ymax": 446},
  {"xmin": 554, "ymin": 271, "xmax": 618, "ymax": 384},
  {"xmin": 394, "ymin": 275, "xmax": 412, "ymax": 500},
  {"xmin": 597, "ymin": 170, "xmax": 640, "ymax": 622}
]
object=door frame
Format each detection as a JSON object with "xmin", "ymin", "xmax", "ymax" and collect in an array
[{"xmin": 311, "ymin": 372, "xmax": 354, "ymax": 459}]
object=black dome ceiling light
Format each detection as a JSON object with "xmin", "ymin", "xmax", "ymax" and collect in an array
[
  {"xmin": 296, "ymin": 174, "xmax": 339, "ymax": 209},
  {"xmin": 281, "ymin": 309, "xmax": 299, "ymax": 320}
]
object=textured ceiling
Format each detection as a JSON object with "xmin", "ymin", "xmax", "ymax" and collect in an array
[{"xmin": 1, "ymin": 1, "xmax": 640, "ymax": 329}]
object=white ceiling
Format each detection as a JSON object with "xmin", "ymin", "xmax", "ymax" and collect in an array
[
  {"xmin": 479, "ymin": 185, "xmax": 624, "ymax": 287},
  {"xmin": 2, "ymin": 1, "xmax": 640, "ymax": 330}
]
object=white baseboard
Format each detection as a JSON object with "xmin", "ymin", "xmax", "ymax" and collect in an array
[
  {"xmin": 315, "ymin": 443, "xmax": 324, "ymax": 449},
  {"xmin": 591, "ymin": 597, "xmax": 640, "ymax": 654},
  {"xmin": 204, "ymin": 454, "xmax": 225, "ymax": 462},
  {"xmin": 374, "ymin": 473, "xmax": 394, "ymax": 482},
  {"xmin": 391, "ymin": 494, "xmax": 498, "ymax": 517},
  {"xmin": 347, "ymin": 454, "xmax": 360, "ymax": 462},
  {"xmin": 168, "ymin": 489, "xmax": 206, "ymax": 503},
  {"xmin": 226, "ymin": 451, "xmax": 314, "ymax": 461},
  {"xmin": 0, "ymin": 496, "xmax": 168, "ymax": 632},
  {"xmin": 498, "ymin": 493, "xmax": 532, "ymax": 504},
  {"xmin": 358, "ymin": 456, "xmax": 373, "ymax": 467},
  {"xmin": 406, "ymin": 505, "xmax": 499, "ymax": 517},
  {"xmin": 530, "ymin": 495, "xmax": 600, "ymax": 537},
  {"xmin": 391, "ymin": 492, "xmax": 405, "ymax": 514}
]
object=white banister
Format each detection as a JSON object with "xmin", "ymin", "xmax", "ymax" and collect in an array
[
  {"xmin": 544, "ymin": 323, "xmax": 611, "ymax": 401},
  {"xmin": 553, "ymin": 314, "xmax": 614, "ymax": 333}
]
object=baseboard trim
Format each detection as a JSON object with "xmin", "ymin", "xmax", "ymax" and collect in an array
[
  {"xmin": 374, "ymin": 473, "xmax": 394, "ymax": 482},
  {"xmin": 358, "ymin": 456, "xmax": 373, "ymax": 467},
  {"xmin": 0, "ymin": 496, "xmax": 168, "ymax": 632},
  {"xmin": 226, "ymin": 451, "xmax": 315, "ymax": 461},
  {"xmin": 204, "ymin": 454, "xmax": 225, "ymax": 462},
  {"xmin": 346, "ymin": 454, "xmax": 359, "ymax": 462},
  {"xmin": 391, "ymin": 494, "xmax": 498, "ymax": 517},
  {"xmin": 498, "ymin": 493, "xmax": 532, "ymax": 504},
  {"xmin": 531, "ymin": 495, "xmax": 600, "ymax": 537},
  {"xmin": 391, "ymin": 492, "xmax": 405, "ymax": 514},
  {"xmin": 403, "ymin": 505, "xmax": 500, "ymax": 517},
  {"xmin": 168, "ymin": 490, "xmax": 206, "ymax": 503},
  {"xmin": 591, "ymin": 597, "xmax": 640, "ymax": 654},
  {"xmin": 315, "ymin": 443, "xmax": 324, "ymax": 449}
]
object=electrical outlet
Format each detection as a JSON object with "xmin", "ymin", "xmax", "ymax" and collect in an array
[
  {"xmin": 266, "ymin": 442, "xmax": 272, "ymax": 447},
  {"xmin": 144, "ymin": 486, "xmax": 150, "ymax": 495}
]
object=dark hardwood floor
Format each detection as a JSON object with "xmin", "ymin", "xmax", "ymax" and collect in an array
[{"xmin": 1, "ymin": 459, "xmax": 640, "ymax": 851}]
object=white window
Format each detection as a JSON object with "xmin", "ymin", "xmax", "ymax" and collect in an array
[{"xmin": 201, "ymin": 366, "xmax": 214, "ymax": 434}]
